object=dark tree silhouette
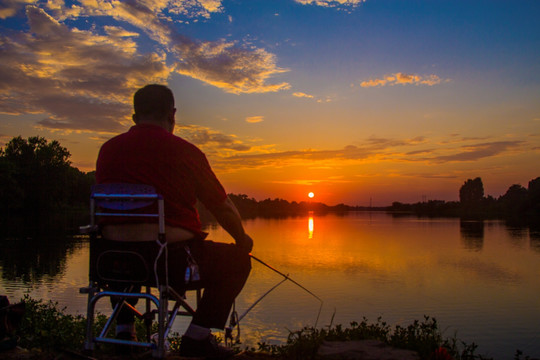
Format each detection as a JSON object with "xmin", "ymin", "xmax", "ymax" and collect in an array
[
  {"xmin": 500, "ymin": 184, "xmax": 529, "ymax": 214},
  {"xmin": 528, "ymin": 177, "xmax": 540, "ymax": 212},
  {"xmin": 0, "ymin": 136, "xmax": 93, "ymax": 214},
  {"xmin": 459, "ymin": 177, "xmax": 484, "ymax": 214}
]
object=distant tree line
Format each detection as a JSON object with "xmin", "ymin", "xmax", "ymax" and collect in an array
[
  {"xmin": 228, "ymin": 194, "xmax": 364, "ymax": 218},
  {"xmin": 389, "ymin": 176, "xmax": 540, "ymax": 219},
  {"xmin": 0, "ymin": 136, "xmax": 95, "ymax": 215},
  {"xmin": 197, "ymin": 193, "xmax": 366, "ymax": 221},
  {"xmin": 2, "ymin": 136, "xmax": 538, "ymax": 221}
]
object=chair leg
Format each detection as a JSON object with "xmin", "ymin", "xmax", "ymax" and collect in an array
[
  {"xmin": 81, "ymin": 282, "xmax": 96, "ymax": 351},
  {"xmin": 146, "ymin": 287, "xmax": 152, "ymax": 342},
  {"xmin": 81, "ymin": 285, "xmax": 192, "ymax": 359},
  {"xmin": 152, "ymin": 285, "xmax": 168, "ymax": 358}
]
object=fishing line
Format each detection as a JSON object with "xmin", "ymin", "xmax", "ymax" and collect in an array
[{"xmin": 226, "ymin": 253, "xmax": 324, "ymax": 344}]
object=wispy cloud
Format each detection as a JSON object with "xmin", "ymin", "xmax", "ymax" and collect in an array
[
  {"xmin": 293, "ymin": 92, "xmax": 314, "ymax": 98},
  {"xmin": 294, "ymin": 0, "xmax": 366, "ymax": 9},
  {"xmin": 425, "ymin": 141, "xmax": 524, "ymax": 163},
  {"xmin": 208, "ymin": 135, "xmax": 527, "ymax": 172},
  {"xmin": 293, "ymin": 91, "xmax": 333, "ymax": 103},
  {"xmin": 360, "ymin": 73, "xmax": 448, "ymax": 88},
  {"xmin": 172, "ymin": 40, "xmax": 290, "ymax": 94},
  {"xmin": 73, "ymin": 0, "xmax": 290, "ymax": 94},
  {"xmin": 0, "ymin": 1, "xmax": 290, "ymax": 131},
  {"xmin": 0, "ymin": 0, "xmax": 33, "ymax": 19},
  {"xmin": 0, "ymin": 6, "xmax": 170, "ymax": 133},
  {"xmin": 104, "ymin": 25, "xmax": 140, "ymax": 38},
  {"xmin": 163, "ymin": 0, "xmax": 224, "ymax": 18},
  {"xmin": 271, "ymin": 178, "xmax": 352, "ymax": 186},
  {"xmin": 177, "ymin": 124, "xmax": 251, "ymax": 153},
  {"xmin": 245, "ymin": 116, "xmax": 264, "ymax": 123}
]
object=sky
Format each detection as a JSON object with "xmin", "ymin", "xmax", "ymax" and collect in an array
[{"xmin": 1, "ymin": 0, "xmax": 539, "ymax": 206}]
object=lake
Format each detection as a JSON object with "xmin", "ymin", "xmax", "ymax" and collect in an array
[{"xmin": 1, "ymin": 211, "xmax": 539, "ymax": 359}]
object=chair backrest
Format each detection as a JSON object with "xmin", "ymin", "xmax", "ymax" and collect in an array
[
  {"xmin": 90, "ymin": 183, "xmax": 165, "ymax": 235},
  {"xmin": 88, "ymin": 183, "xmax": 167, "ymax": 286}
]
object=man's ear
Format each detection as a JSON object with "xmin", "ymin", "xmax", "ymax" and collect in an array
[
  {"xmin": 167, "ymin": 108, "xmax": 176, "ymax": 126},
  {"xmin": 169, "ymin": 108, "xmax": 176, "ymax": 122},
  {"xmin": 132, "ymin": 113, "xmax": 139, "ymax": 124}
]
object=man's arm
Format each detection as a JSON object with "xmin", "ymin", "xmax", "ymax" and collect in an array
[{"xmin": 210, "ymin": 197, "xmax": 253, "ymax": 253}]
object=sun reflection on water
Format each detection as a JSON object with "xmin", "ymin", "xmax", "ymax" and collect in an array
[{"xmin": 308, "ymin": 212, "xmax": 314, "ymax": 239}]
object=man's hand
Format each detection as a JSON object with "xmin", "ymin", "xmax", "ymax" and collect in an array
[{"xmin": 236, "ymin": 234, "xmax": 253, "ymax": 253}]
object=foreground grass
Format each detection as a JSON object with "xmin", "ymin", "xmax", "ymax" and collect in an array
[{"xmin": 6, "ymin": 296, "xmax": 535, "ymax": 359}]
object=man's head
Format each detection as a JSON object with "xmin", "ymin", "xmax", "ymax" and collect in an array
[{"xmin": 133, "ymin": 84, "xmax": 176, "ymax": 132}]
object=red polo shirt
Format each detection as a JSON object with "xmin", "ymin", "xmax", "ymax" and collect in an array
[{"xmin": 96, "ymin": 124, "xmax": 227, "ymax": 238}]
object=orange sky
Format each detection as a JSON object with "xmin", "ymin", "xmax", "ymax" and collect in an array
[{"xmin": 1, "ymin": 1, "xmax": 539, "ymax": 206}]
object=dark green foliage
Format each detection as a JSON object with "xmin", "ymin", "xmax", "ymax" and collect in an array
[
  {"xmin": 0, "ymin": 136, "xmax": 95, "ymax": 214},
  {"xmin": 12, "ymin": 298, "xmax": 535, "ymax": 360},
  {"xmin": 389, "ymin": 316, "xmax": 443, "ymax": 356},
  {"xmin": 528, "ymin": 177, "xmax": 540, "ymax": 212},
  {"xmin": 390, "ymin": 176, "xmax": 540, "ymax": 221},
  {"xmin": 17, "ymin": 296, "xmax": 91, "ymax": 352},
  {"xmin": 500, "ymin": 184, "xmax": 529, "ymax": 214},
  {"xmin": 255, "ymin": 316, "xmax": 493, "ymax": 360},
  {"xmin": 16, "ymin": 296, "xmax": 155, "ymax": 355},
  {"xmin": 460, "ymin": 178, "xmax": 484, "ymax": 208}
]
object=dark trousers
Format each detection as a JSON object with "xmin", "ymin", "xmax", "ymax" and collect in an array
[
  {"xmin": 111, "ymin": 240, "xmax": 251, "ymax": 330},
  {"xmin": 177, "ymin": 241, "xmax": 251, "ymax": 329}
]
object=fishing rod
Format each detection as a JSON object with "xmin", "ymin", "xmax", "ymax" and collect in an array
[{"xmin": 225, "ymin": 253, "xmax": 324, "ymax": 345}]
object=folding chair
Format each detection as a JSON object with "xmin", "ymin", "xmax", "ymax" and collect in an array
[{"xmin": 79, "ymin": 183, "xmax": 197, "ymax": 358}]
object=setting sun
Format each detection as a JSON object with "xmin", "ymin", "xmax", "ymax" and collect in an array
[{"xmin": 308, "ymin": 192, "xmax": 314, "ymax": 198}]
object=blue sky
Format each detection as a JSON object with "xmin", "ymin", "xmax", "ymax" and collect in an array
[{"xmin": 1, "ymin": 0, "xmax": 539, "ymax": 205}]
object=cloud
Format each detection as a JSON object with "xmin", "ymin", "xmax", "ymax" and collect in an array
[
  {"xmin": 425, "ymin": 141, "xmax": 524, "ymax": 163},
  {"xmin": 165, "ymin": 0, "xmax": 224, "ymax": 18},
  {"xmin": 0, "ymin": 2, "xmax": 290, "ymax": 131},
  {"xmin": 71, "ymin": 1, "xmax": 289, "ymax": 94},
  {"xmin": 177, "ymin": 124, "xmax": 251, "ymax": 152},
  {"xmin": 360, "ymin": 73, "xmax": 448, "ymax": 88},
  {"xmin": 245, "ymin": 116, "xmax": 264, "ymax": 123},
  {"xmin": 409, "ymin": 173, "xmax": 459, "ymax": 179},
  {"xmin": 0, "ymin": 6, "xmax": 170, "ymax": 132},
  {"xmin": 294, "ymin": 0, "xmax": 366, "ymax": 9},
  {"xmin": 207, "ymin": 136, "xmax": 528, "ymax": 172},
  {"xmin": 293, "ymin": 92, "xmax": 314, "ymax": 98},
  {"xmin": 172, "ymin": 38, "xmax": 290, "ymax": 94},
  {"xmin": 104, "ymin": 25, "xmax": 140, "ymax": 38},
  {"xmin": 271, "ymin": 178, "xmax": 351, "ymax": 186},
  {"xmin": 0, "ymin": 0, "xmax": 33, "ymax": 19},
  {"xmin": 211, "ymin": 137, "xmax": 414, "ymax": 170}
]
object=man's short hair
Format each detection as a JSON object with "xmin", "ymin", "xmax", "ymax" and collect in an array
[{"xmin": 133, "ymin": 84, "xmax": 175, "ymax": 120}]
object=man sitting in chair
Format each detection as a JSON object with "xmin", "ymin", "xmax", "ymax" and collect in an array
[{"xmin": 95, "ymin": 84, "xmax": 253, "ymax": 359}]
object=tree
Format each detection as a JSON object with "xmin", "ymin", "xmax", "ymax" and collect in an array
[
  {"xmin": 459, "ymin": 177, "xmax": 484, "ymax": 209},
  {"xmin": 500, "ymin": 184, "xmax": 529, "ymax": 214},
  {"xmin": 0, "ymin": 153, "xmax": 23, "ymax": 211},
  {"xmin": 1, "ymin": 136, "xmax": 72, "ymax": 213},
  {"xmin": 528, "ymin": 177, "xmax": 540, "ymax": 212}
]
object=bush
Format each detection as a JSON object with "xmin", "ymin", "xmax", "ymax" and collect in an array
[{"xmin": 16, "ymin": 296, "xmax": 89, "ymax": 352}]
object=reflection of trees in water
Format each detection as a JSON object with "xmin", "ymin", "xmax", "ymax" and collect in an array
[
  {"xmin": 503, "ymin": 218, "xmax": 538, "ymax": 250},
  {"xmin": 529, "ymin": 222, "xmax": 540, "ymax": 253},
  {"xmin": 0, "ymin": 212, "xmax": 87, "ymax": 283},
  {"xmin": 460, "ymin": 219, "xmax": 484, "ymax": 251}
]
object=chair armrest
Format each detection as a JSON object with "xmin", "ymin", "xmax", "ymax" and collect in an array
[{"xmin": 80, "ymin": 225, "xmax": 99, "ymax": 234}]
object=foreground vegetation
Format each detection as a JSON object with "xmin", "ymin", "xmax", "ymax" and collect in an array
[{"xmin": 4, "ymin": 296, "xmax": 536, "ymax": 359}]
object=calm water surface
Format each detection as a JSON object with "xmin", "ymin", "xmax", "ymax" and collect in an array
[{"xmin": 1, "ymin": 212, "xmax": 539, "ymax": 359}]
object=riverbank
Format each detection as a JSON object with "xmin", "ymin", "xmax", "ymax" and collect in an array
[
  {"xmin": 4, "ymin": 297, "xmax": 538, "ymax": 360},
  {"xmin": 1, "ymin": 340, "xmax": 422, "ymax": 360}
]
